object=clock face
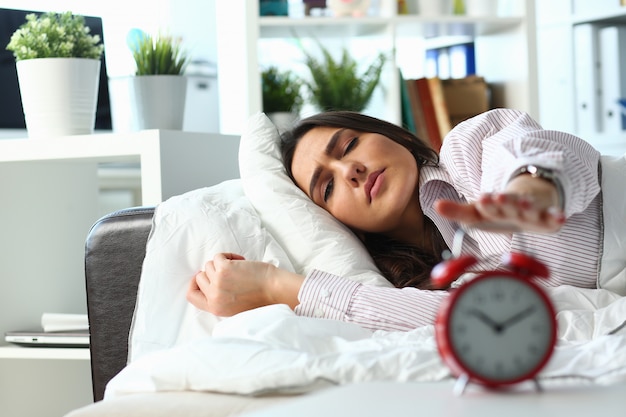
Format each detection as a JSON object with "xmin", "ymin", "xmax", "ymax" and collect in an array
[{"xmin": 444, "ymin": 273, "xmax": 556, "ymax": 385}]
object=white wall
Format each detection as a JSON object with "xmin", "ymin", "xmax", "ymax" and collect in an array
[{"xmin": 1, "ymin": 0, "xmax": 217, "ymax": 76}]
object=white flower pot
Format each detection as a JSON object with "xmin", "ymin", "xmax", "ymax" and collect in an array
[
  {"xmin": 130, "ymin": 75, "xmax": 188, "ymax": 130},
  {"xmin": 16, "ymin": 58, "xmax": 101, "ymax": 138}
]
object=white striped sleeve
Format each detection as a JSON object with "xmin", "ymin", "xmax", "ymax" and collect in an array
[{"xmin": 295, "ymin": 269, "xmax": 448, "ymax": 331}]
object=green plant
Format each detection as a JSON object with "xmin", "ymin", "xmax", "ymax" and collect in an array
[
  {"xmin": 6, "ymin": 11, "xmax": 104, "ymax": 61},
  {"xmin": 302, "ymin": 43, "xmax": 386, "ymax": 112},
  {"xmin": 262, "ymin": 66, "xmax": 303, "ymax": 113},
  {"xmin": 131, "ymin": 32, "xmax": 189, "ymax": 75}
]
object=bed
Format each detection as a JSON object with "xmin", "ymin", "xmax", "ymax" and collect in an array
[{"xmin": 65, "ymin": 113, "xmax": 626, "ymax": 417}]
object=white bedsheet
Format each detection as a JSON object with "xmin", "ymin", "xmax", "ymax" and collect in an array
[{"xmin": 106, "ymin": 286, "xmax": 626, "ymax": 398}]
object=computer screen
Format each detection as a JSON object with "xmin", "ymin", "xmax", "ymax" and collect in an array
[{"xmin": 0, "ymin": 8, "xmax": 112, "ymax": 130}]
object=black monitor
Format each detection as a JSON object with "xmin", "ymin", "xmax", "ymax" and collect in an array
[{"xmin": 0, "ymin": 8, "xmax": 112, "ymax": 130}]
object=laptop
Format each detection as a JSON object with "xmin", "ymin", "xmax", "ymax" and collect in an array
[{"xmin": 4, "ymin": 329, "xmax": 90, "ymax": 348}]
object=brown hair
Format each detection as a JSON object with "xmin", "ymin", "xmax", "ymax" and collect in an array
[{"xmin": 280, "ymin": 111, "xmax": 447, "ymax": 289}]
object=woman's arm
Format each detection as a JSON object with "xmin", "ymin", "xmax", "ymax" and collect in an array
[
  {"xmin": 187, "ymin": 254, "xmax": 447, "ymax": 331},
  {"xmin": 440, "ymin": 109, "xmax": 601, "ymax": 219},
  {"xmin": 434, "ymin": 173, "xmax": 566, "ymax": 233},
  {"xmin": 186, "ymin": 253, "xmax": 303, "ymax": 316}
]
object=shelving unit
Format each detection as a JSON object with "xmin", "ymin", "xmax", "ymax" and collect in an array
[
  {"xmin": 215, "ymin": 0, "xmax": 538, "ymax": 135},
  {"xmin": 0, "ymin": 346, "xmax": 90, "ymax": 360},
  {"xmin": 535, "ymin": 0, "xmax": 626, "ymax": 156},
  {"xmin": 0, "ymin": 130, "xmax": 239, "ymax": 416}
]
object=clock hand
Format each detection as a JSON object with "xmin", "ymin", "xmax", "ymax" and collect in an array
[
  {"xmin": 500, "ymin": 306, "xmax": 537, "ymax": 330},
  {"xmin": 467, "ymin": 308, "xmax": 502, "ymax": 333}
]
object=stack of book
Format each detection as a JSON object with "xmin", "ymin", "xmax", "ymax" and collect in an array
[
  {"xmin": 41, "ymin": 313, "xmax": 89, "ymax": 332},
  {"xmin": 401, "ymin": 73, "xmax": 490, "ymax": 152}
]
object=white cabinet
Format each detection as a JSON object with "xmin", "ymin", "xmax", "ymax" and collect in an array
[
  {"xmin": 535, "ymin": 1, "xmax": 626, "ymax": 155},
  {"xmin": 215, "ymin": 0, "xmax": 539, "ymax": 135},
  {"xmin": 0, "ymin": 130, "xmax": 239, "ymax": 416}
]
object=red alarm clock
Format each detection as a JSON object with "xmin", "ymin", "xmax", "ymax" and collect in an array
[{"xmin": 431, "ymin": 238, "xmax": 557, "ymax": 393}]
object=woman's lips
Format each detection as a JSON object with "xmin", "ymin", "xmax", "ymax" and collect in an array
[{"xmin": 365, "ymin": 169, "xmax": 385, "ymax": 203}]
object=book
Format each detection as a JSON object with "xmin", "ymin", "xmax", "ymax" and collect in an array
[
  {"xmin": 442, "ymin": 75, "xmax": 489, "ymax": 127},
  {"xmin": 573, "ymin": 23, "xmax": 602, "ymax": 133},
  {"xmin": 404, "ymin": 78, "xmax": 429, "ymax": 145},
  {"xmin": 599, "ymin": 26, "xmax": 626, "ymax": 133},
  {"xmin": 414, "ymin": 77, "xmax": 443, "ymax": 151},
  {"xmin": 427, "ymin": 77, "xmax": 452, "ymax": 141},
  {"xmin": 398, "ymin": 70, "xmax": 416, "ymax": 134},
  {"xmin": 41, "ymin": 312, "xmax": 89, "ymax": 332},
  {"xmin": 449, "ymin": 43, "xmax": 475, "ymax": 78}
]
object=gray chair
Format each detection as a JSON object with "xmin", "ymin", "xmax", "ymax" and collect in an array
[{"xmin": 84, "ymin": 207, "xmax": 154, "ymax": 401}]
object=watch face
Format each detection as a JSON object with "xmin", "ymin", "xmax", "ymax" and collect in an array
[{"xmin": 445, "ymin": 273, "xmax": 556, "ymax": 384}]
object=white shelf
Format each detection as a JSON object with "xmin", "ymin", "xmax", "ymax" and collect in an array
[
  {"xmin": 535, "ymin": 3, "xmax": 626, "ymax": 155},
  {"xmin": 0, "ymin": 130, "xmax": 240, "ymax": 205},
  {"xmin": 0, "ymin": 345, "xmax": 90, "ymax": 360},
  {"xmin": 571, "ymin": 9, "xmax": 626, "ymax": 25},
  {"xmin": 216, "ymin": 1, "xmax": 538, "ymax": 135},
  {"xmin": 0, "ymin": 130, "xmax": 240, "ymax": 369}
]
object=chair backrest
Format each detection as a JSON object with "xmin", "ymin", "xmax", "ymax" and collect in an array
[{"xmin": 84, "ymin": 206, "xmax": 154, "ymax": 401}]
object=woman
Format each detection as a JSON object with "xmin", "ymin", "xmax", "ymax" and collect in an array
[{"xmin": 187, "ymin": 108, "xmax": 620, "ymax": 331}]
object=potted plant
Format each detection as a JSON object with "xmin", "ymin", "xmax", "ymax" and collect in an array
[
  {"xmin": 261, "ymin": 66, "xmax": 303, "ymax": 131},
  {"xmin": 302, "ymin": 42, "xmax": 386, "ymax": 112},
  {"xmin": 6, "ymin": 11, "xmax": 104, "ymax": 138},
  {"xmin": 128, "ymin": 29, "xmax": 190, "ymax": 130}
]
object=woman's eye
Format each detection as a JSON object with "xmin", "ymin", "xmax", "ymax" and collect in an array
[
  {"xmin": 323, "ymin": 179, "xmax": 334, "ymax": 202},
  {"xmin": 344, "ymin": 137, "xmax": 358, "ymax": 155}
]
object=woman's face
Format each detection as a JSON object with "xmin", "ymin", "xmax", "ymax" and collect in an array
[{"xmin": 291, "ymin": 126, "xmax": 422, "ymax": 235}]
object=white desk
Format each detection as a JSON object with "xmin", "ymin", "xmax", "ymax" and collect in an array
[
  {"xmin": 0, "ymin": 130, "xmax": 239, "ymax": 417},
  {"xmin": 241, "ymin": 381, "xmax": 626, "ymax": 417}
]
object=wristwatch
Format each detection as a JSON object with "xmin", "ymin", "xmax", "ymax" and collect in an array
[{"xmin": 509, "ymin": 165, "xmax": 565, "ymax": 210}]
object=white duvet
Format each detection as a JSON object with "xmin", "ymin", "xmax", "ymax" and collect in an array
[
  {"xmin": 107, "ymin": 115, "xmax": 626, "ymax": 399},
  {"xmin": 107, "ymin": 285, "xmax": 626, "ymax": 398}
]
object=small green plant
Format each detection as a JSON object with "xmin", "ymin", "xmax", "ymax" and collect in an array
[
  {"xmin": 131, "ymin": 32, "xmax": 189, "ymax": 75},
  {"xmin": 6, "ymin": 11, "xmax": 104, "ymax": 61},
  {"xmin": 262, "ymin": 66, "xmax": 303, "ymax": 113},
  {"xmin": 302, "ymin": 42, "xmax": 386, "ymax": 112}
]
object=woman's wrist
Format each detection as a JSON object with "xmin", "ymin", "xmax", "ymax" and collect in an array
[
  {"xmin": 508, "ymin": 165, "xmax": 565, "ymax": 210},
  {"xmin": 265, "ymin": 265, "xmax": 305, "ymax": 310}
]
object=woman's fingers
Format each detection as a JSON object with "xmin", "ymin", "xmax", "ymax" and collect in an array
[
  {"xmin": 435, "ymin": 196, "xmax": 565, "ymax": 233},
  {"xmin": 433, "ymin": 199, "xmax": 482, "ymax": 224},
  {"xmin": 186, "ymin": 274, "xmax": 208, "ymax": 309},
  {"xmin": 195, "ymin": 269, "xmax": 211, "ymax": 293}
]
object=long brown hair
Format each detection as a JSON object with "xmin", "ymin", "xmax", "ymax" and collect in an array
[{"xmin": 280, "ymin": 111, "xmax": 447, "ymax": 289}]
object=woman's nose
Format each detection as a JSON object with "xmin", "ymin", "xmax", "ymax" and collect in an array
[{"xmin": 338, "ymin": 160, "xmax": 366, "ymax": 186}]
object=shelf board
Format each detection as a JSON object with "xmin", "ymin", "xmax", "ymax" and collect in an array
[
  {"xmin": 393, "ymin": 15, "xmax": 524, "ymax": 38},
  {"xmin": 0, "ymin": 345, "xmax": 90, "ymax": 360},
  {"xmin": 259, "ymin": 15, "xmax": 524, "ymax": 39},
  {"xmin": 260, "ymin": 15, "xmax": 388, "ymax": 37},
  {"xmin": 572, "ymin": 9, "xmax": 626, "ymax": 25}
]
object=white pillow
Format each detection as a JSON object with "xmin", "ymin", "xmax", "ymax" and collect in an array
[
  {"xmin": 238, "ymin": 112, "xmax": 392, "ymax": 287},
  {"xmin": 127, "ymin": 180, "xmax": 295, "ymax": 362}
]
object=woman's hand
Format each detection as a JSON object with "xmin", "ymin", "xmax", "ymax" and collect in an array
[
  {"xmin": 434, "ymin": 174, "xmax": 565, "ymax": 234},
  {"xmin": 186, "ymin": 253, "xmax": 304, "ymax": 316}
]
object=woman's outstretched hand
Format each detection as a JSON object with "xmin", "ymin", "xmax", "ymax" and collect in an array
[
  {"xmin": 186, "ymin": 253, "xmax": 304, "ymax": 316},
  {"xmin": 434, "ymin": 174, "xmax": 565, "ymax": 234}
]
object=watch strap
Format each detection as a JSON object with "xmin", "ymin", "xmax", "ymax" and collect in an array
[{"xmin": 509, "ymin": 165, "xmax": 565, "ymax": 210}]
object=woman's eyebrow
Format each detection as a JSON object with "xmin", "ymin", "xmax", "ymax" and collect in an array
[{"xmin": 308, "ymin": 128, "xmax": 347, "ymax": 198}]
